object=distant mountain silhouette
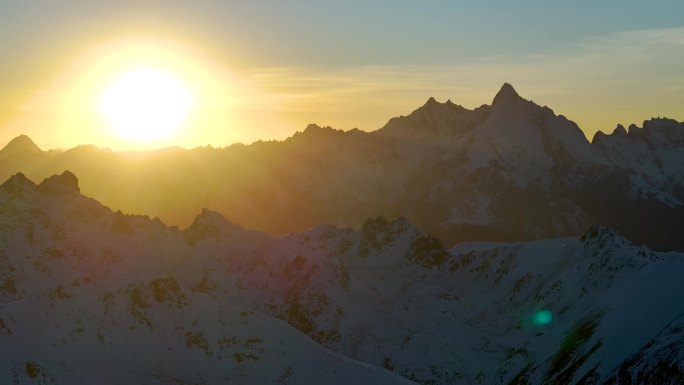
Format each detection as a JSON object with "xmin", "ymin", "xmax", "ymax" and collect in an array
[
  {"xmin": 3, "ymin": 83, "xmax": 684, "ymax": 250},
  {"xmin": 0, "ymin": 134, "xmax": 41, "ymax": 158}
]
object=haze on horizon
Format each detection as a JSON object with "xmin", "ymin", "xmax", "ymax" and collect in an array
[{"xmin": 1, "ymin": 0, "xmax": 683, "ymax": 150}]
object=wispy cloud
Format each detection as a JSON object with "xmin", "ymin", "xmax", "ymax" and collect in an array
[
  {"xmin": 234, "ymin": 26, "xmax": 684, "ymax": 136},
  {"xmin": 4, "ymin": 26, "xmax": 683, "ymax": 148}
]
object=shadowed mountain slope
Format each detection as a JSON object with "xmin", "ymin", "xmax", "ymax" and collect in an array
[
  {"xmin": 2, "ymin": 172, "xmax": 684, "ymax": 384},
  {"xmin": 2, "ymin": 84, "xmax": 684, "ymax": 251}
]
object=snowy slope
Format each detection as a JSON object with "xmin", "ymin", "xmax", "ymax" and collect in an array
[
  {"xmin": 0, "ymin": 173, "xmax": 413, "ymax": 385},
  {"xmin": 592, "ymin": 118, "xmax": 684, "ymax": 205},
  {"xmin": 3, "ymin": 172, "xmax": 684, "ymax": 384},
  {"xmin": 600, "ymin": 313, "xmax": 684, "ymax": 385},
  {"xmin": 190, "ymin": 211, "xmax": 684, "ymax": 385}
]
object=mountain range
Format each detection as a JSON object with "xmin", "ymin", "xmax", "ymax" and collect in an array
[
  {"xmin": 1, "ymin": 171, "xmax": 684, "ymax": 384},
  {"xmin": 2, "ymin": 83, "xmax": 683, "ymax": 251},
  {"xmin": 3, "ymin": 84, "xmax": 684, "ymax": 384}
]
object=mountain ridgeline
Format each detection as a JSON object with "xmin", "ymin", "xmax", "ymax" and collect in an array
[
  {"xmin": 2, "ymin": 171, "xmax": 684, "ymax": 384},
  {"xmin": 2, "ymin": 83, "xmax": 684, "ymax": 251}
]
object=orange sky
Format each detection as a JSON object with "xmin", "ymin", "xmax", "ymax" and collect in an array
[{"xmin": 1, "ymin": 2, "xmax": 683, "ymax": 150}]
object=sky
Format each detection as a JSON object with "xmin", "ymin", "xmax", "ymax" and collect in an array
[{"xmin": 1, "ymin": 1, "xmax": 683, "ymax": 150}]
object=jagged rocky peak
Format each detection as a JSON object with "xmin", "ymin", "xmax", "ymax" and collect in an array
[
  {"xmin": 359, "ymin": 215, "xmax": 422, "ymax": 254},
  {"xmin": 358, "ymin": 215, "xmax": 450, "ymax": 267},
  {"xmin": 183, "ymin": 208, "xmax": 247, "ymax": 246},
  {"xmin": 492, "ymin": 82, "xmax": 522, "ymax": 106},
  {"xmin": 361, "ymin": 215, "xmax": 418, "ymax": 238},
  {"xmin": 378, "ymin": 95, "xmax": 474, "ymax": 137},
  {"xmin": 0, "ymin": 173, "xmax": 40, "ymax": 202},
  {"xmin": 1, "ymin": 134, "xmax": 42, "ymax": 155},
  {"xmin": 642, "ymin": 118, "xmax": 684, "ymax": 141},
  {"xmin": 597, "ymin": 118, "xmax": 684, "ymax": 144},
  {"xmin": 628, "ymin": 123, "xmax": 641, "ymax": 136},
  {"xmin": 306, "ymin": 223, "xmax": 355, "ymax": 243},
  {"xmin": 38, "ymin": 171, "xmax": 80, "ymax": 195},
  {"xmin": 288, "ymin": 123, "xmax": 356, "ymax": 143},
  {"xmin": 191, "ymin": 207, "xmax": 241, "ymax": 228},
  {"xmin": 596, "ymin": 124, "xmax": 627, "ymax": 136},
  {"xmin": 592, "ymin": 124, "xmax": 628, "ymax": 144},
  {"xmin": 1, "ymin": 172, "xmax": 37, "ymax": 190},
  {"xmin": 591, "ymin": 130, "xmax": 605, "ymax": 144},
  {"xmin": 302, "ymin": 123, "xmax": 344, "ymax": 136},
  {"xmin": 488, "ymin": 82, "xmax": 555, "ymax": 120},
  {"xmin": 578, "ymin": 224, "xmax": 623, "ymax": 243},
  {"xmin": 644, "ymin": 117, "xmax": 682, "ymax": 127},
  {"xmin": 424, "ymin": 96, "xmax": 439, "ymax": 107},
  {"xmin": 5, "ymin": 172, "xmax": 32, "ymax": 184},
  {"xmin": 304, "ymin": 123, "xmax": 329, "ymax": 132},
  {"xmin": 416, "ymin": 96, "xmax": 468, "ymax": 113}
]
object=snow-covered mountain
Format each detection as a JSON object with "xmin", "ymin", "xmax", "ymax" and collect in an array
[
  {"xmin": 2, "ymin": 172, "xmax": 684, "ymax": 384},
  {"xmin": 0, "ymin": 172, "xmax": 413, "ymax": 385},
  {"xmin": 1, "ymin": 83, "xmax": 683, "ymax": 253},
  {"xmin": 373, "ymin": 84, "xmax": 684, "ymax": 250}
]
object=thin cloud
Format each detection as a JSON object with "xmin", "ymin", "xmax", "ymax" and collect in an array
[{"xmin": 236, "ymin": 26, "xmax": 684, "ymax": 134}]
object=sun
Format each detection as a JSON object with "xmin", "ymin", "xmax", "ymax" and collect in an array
[{"xmin": 98, "ymin": 67, "xmax": 193, "ymax": 142}]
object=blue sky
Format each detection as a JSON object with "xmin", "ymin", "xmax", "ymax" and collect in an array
[
  {"xmin": 4, "ymin": 1, "xmax": 683, "ymax": 66},
  {"xmin": 1, "ymin": 1, "xmax": 683, "ymax": 148}
]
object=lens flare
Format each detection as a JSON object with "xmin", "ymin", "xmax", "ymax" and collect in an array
[{"xmin": 532, "ymin": 309, "xmax": 553, "ymax": 326}]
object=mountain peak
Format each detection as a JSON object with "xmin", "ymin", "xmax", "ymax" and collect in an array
[
  {"xmin": 359, "ymin": 215, "xmax": 422, "ymax": 255},
  {"xmin": 492, "ymin": 83, "xmax": 521, "ymax": 106},
  {"xmin": 296, "ymin": 123, "xmax": 345, "ymax": 138},
  {"xmin": 424, "ymin": 96, "xmax": 439, "ymax": 107},
  {"xmin": 1, "ymin": 172, "xmax": 36, "ymax": 190},
  {"xmin": 613, "ymin": 124, "xmax": 627, "ymax": 136},
  {"xmin": 579, "ymin": 224, "xmax": 623, "ymax": 243},
  {"xmin": 1, "ymin": 134, "xmax": 41, "ymax": 156},
  {"xmin": 304, "ymin": 123, "xmax": 325, "ymax": 132},
  {"xmin": 184, "ymin": 208, "xmax": 249, "ymax": 246},
  {"xmin": 39, "ymin": 171, "xmax": 80, "ymax": 195}
]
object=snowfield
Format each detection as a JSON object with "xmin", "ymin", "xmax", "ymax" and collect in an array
[{"xmin": 1, "ymin": 172, "xmax": 684, "ymax": 384}]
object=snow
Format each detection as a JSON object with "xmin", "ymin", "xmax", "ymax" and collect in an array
[
  {"xmin": 1, "ymin": 83, "xmax": 684, "ymax": 384},
  {"xmin": 2, "ymin": 177, "xmax": 684, "ymax": 384}
]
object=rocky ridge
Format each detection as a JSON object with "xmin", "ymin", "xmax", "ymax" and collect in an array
[{"xmin": 1, "ymin": 172, "xmax": 684, "ymax": 384}]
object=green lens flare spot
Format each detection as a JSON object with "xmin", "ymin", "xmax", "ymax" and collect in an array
[{"xmin": 532, "ymin": 310, "xmax": 553, "ymax": 326}]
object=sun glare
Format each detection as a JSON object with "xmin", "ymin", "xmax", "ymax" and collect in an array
[{"xmin": 98, "ymin": 67, "xmax": 193, "ymax": 142}]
